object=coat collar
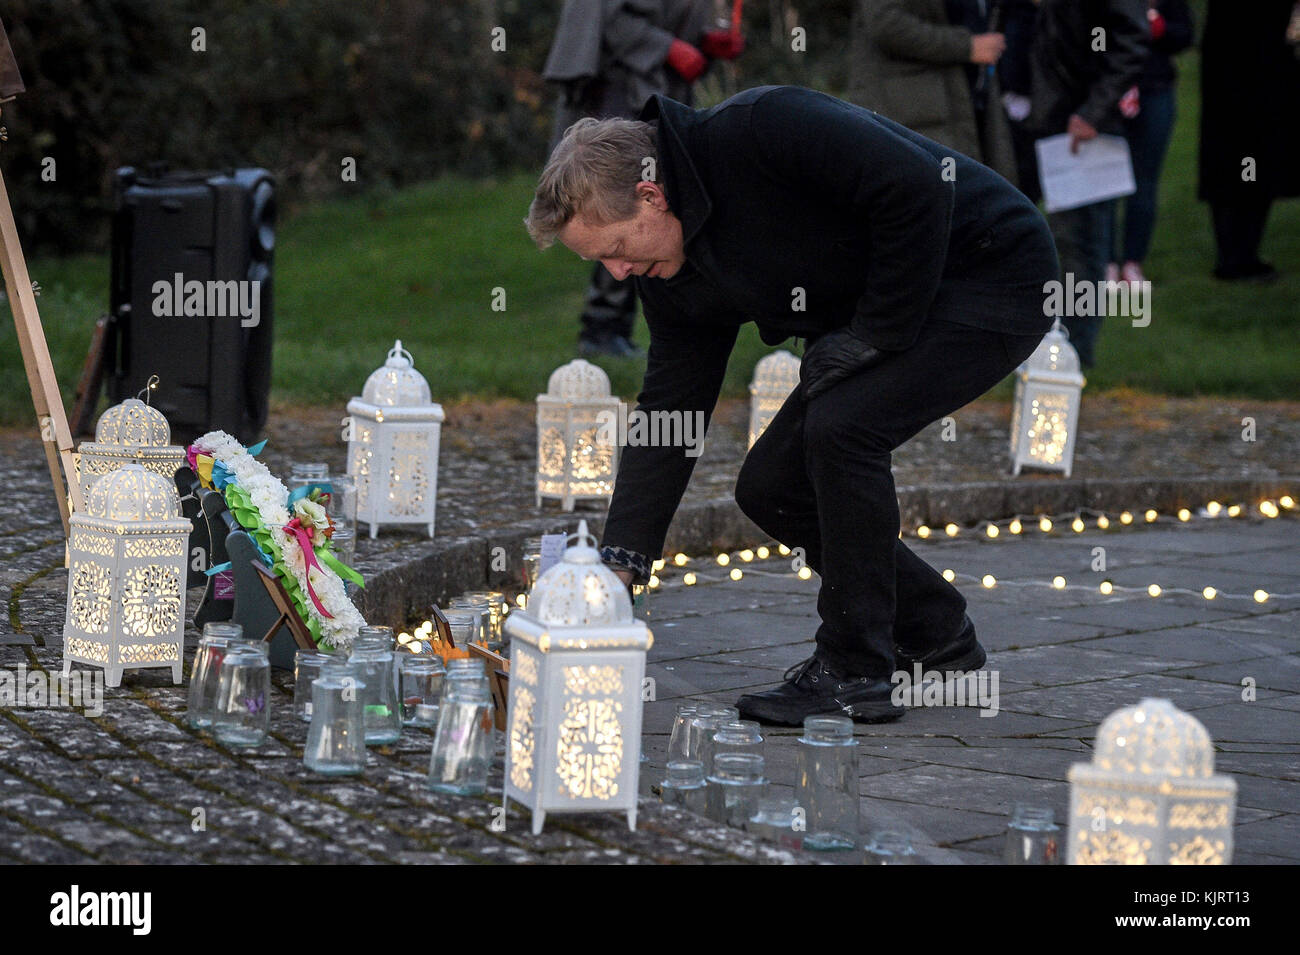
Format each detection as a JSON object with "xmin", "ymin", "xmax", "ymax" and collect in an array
[{"xmin": 639, "ymin": 94, "xmax": 712, "ymax": 250}]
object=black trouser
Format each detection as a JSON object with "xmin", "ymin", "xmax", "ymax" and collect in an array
[
  {"xmin": 735, "ymin": 318, "xmax": 1049, "ymax": 678},
  {"xmin": 581, "ymin": 262, "xmax": 638, "ymax": 343},
  {"xmin": 1210, "ymin": 195, "xmax": 1274, "ymax": 274}
]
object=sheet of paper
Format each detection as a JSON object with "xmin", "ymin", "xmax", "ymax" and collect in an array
[
  {"xmin": 1035, "ymin": 133, "xmax": 1136, "ymax": 213},
  {"xmin": 539, "ymin": 533, "xmax": 568, "ymax": 576}
]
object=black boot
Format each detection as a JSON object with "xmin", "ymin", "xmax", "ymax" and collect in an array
[
  {"xmin": 736, "ymin": 657, "xmax": 903, "ymax": 726},
  {"xmin": 895, "ymin": 614, "xmax": 987, "ymax": 674}
]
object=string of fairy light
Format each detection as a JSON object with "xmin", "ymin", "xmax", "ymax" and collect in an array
[{"xmin": 634, "ymin": 493, "xmax": 1300, "ymax": 605}]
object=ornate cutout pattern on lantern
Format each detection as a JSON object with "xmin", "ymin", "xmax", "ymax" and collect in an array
[
  {"xmin": 64, "ymin": 465, "xmax": 192, "ymax": 687},
  {"xmin": 75, "ymin": 396, "xmax": 187, "ymax": 502},
  {"xmin": 536, "ymin": 359, "xmax": 622, "ymax": 510},
  {"xmin": 748, "ymin": 350, "xmax": 800, "ymax": 448},
  {"xmin": 503, "ymin": 520, "xmax": 651, "ymax": 833},
  {"xmin": 1067, "ymin": 698, "xmax": 1237, "ymax": 865},
  {"xmin": 346, "ymin": 340, "xmax": 445, "ymax": 538},
  {"xmin": 1009, "ymin": 321, "xmax": 1085, "ymax": 478}
]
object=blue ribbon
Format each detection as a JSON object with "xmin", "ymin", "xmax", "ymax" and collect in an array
[
  {"xmin": 288, "ymin": 482, "xmax": 333, "ymax": 505},
  {"xmin": 204, "ymin": 561, "xmax": 232, "ymax": 577}
]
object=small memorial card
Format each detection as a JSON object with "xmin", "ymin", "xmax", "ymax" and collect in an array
[{"xmin": 539, "ymin": 533, "xmax": 568, "ymax": 576}]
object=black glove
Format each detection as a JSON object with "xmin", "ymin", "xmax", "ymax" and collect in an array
[{"xmin": 800, "ymin": 327, "xmax": 888, "ymax": 401}]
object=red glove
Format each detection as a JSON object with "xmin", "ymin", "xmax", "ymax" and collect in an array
[
  {"xmin": 1147, "ymin": 7, "xmax": 1167, "ymax": 40},
  {"xmin": 701, "ymin": 29, "xmax": 745, "ymax": 60},
  {"xmin": 666, "ymin": 38, "xmax": 708, "ymax": 82}
]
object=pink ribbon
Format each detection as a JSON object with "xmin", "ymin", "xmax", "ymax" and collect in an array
[{"xmin": 284, "ymin": 517, "xmax": 333, "ymax": 619}]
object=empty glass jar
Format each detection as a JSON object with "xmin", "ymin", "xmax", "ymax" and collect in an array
[
  {"xmin": 797, "ymin": 715, "xmax": 859, "ymax": 850},
  {"xmin": 441, "ymin": 609, "xmax": 481, "ymax": 650},
  {"xmin": 660, "ymin": 760, "xmax": 708, "ymax": 814},
  {"xmin": 712, "ymin": 720, "xmax": 764, "ymax": 764},
  {"xmin": 461, "ymin": 591, "xmax": 506, "ymax": 649},
  {"xmin": 687, "ymin": 704, "xmax": 739, "ymax": 770},
  {"xmin": 349, "ymin": 633, "xmax": 402, "ymax": 745},
  {"xmin": 667, "ymin": 703, "xmax": 700, "ymax": 761},
  {"xmin": 706, "ymin": 753, "xmax": 767, "ymax": 827},
  {"xmin": 864, "ymin": 831, "xmax": 920, "ymax": 865},
  {"xmin": 1004, "ymin": 805, "xmax": 1062, "ymax": 864},
  {"xmin": 303, "ymin": 657, "xmax": 367, "ymax": 776},
  {"xmin": 400, "ymin": 655, "xmax": 445, "ymax": 727},
  {"xmin": 428, "ymin": 665, "xmax": 494, "ymax": 795},
  {"xmin": 293, "ymin": 649, "xmax": 330, "ymax": 722},
  {"xmin": 212, "ymin": 642, "xmax": 270, "ymax": 747},
  {"xmin": 187, "ymin": 622, "xmax": 247, "ymax": 729},
  {"xmin": 748, "ymin": 795, "xmax": 805, "ymax": 851},
  {"xmin": 447, "ymin": 598, "xmax": 492, "ymax": 648}
]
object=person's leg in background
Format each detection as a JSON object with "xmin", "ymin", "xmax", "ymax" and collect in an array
[
  {"xmin": 579, "ymin": 265, "xmax": 642, "ymax": 356},
  {"xmin": 1049, "ymin": 198, "xmax": 1114, "ymax": 367},
  {"xmin": 1121, "ymin": 86, "xmax": 1177, "ymax": 276},
  {"xmin": 1211, "ymin": 193, "xmax": 1277, "ymax": 281}
]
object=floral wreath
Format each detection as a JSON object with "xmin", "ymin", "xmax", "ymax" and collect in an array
[{"xmin": 188, "ymin": 431, "xmax": 365, "ymax": 652}]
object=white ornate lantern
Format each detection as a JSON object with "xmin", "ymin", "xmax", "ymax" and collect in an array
[
  {"xmin": 748, "ymin": 350, "xmax": 800, "ymax": 448},
  {"xmin": 63, "ymin": 465, "xmax": 190, "ymax": 688},
  {"xmin": 1009, "ymin": 321, "xmax": 1085, "ymax": 477},
  {"xmin": 503, "ymin": 521, "xmax": 651, "ymax": 834},
  {"xmin": 346, "ymin": 340, "xmax": 444, "ymax": 538},
  {"xmin": 75, "ymin": 391, "xmax": 187, "ymax": 502},
  {"xmin": 1067, "ymin": 698, "xmax": 1237, "ymax": 865},
  {"xmin": 535, "ymin": 359, "xmax": 621, "ymax": 510}
]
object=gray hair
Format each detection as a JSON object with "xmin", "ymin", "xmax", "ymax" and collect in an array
[{"xmin": 524, "ymin": 117, "xmax": 659, "ymax": 249}]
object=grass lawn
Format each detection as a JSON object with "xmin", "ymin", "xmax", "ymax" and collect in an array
[{"xmin": 2, "ymin": 49, "xmax": 1296, "ymax": 428}]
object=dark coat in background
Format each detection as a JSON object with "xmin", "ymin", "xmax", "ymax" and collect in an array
[
  {"xmin": 1198, "ymin": 0, "xmax": 1300, "ymax": 201},
  {"xmin": 543, "ymin": 0, "xmax": 711, "ymax": 149},
  {"xmin": 846, "ymin": 0, "xmax": 1017, "ymax": 183},
  {"xmin": 1027, "ymin": 0, "xmax": 1148, "ymax": 137},
  {"xmin": 599, "ymin": 86, "xmax": 1057, "ymax": 564}
]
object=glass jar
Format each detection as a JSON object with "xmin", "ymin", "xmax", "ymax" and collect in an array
[
  {"xmin": 441, "ymin": 609, "xmax": 482, "ymax": 650},
  {"xmin": 748, "ymin": 795, "xmax": 805, "ymax": 851},
  {"xmin": 354, "ymin": 624, "xmax": 398, "ymax": 697},
  {"xmin": 1003, "ymin": 805, "xmax": 1063, "ymax": 864},
  {"xmin": 461, "ymin": 591, "xmax": 506, "ymax": 649},
  {"xmin": 324, "ymin": 473, "xmax": 358, "ymax": 572},
  {"xmin": 667, "ymin": 703, "xmax": 701, "ymax": 761},
  {"xmin": 447, "ymin": 598, "xmax": 492, "ymax": 648},
  {"xmin": 661, "ymin": 760, "xmax": 708, "ymax": 814},
  {"xmin": 864, "ymin": 831, "xmax": 920, "ymax": 865},
  {"xmin": 688, "ymin": 705, "xmax": 739, "ymax": 772},
  {"xmin": 706, "ymin": 753, "xmax": 767, "ymax": 827},
  {"xmin": 287, "ymin": 462, "xmax": 330, "ymax": 496},
  {"xmin": 428, "ymin": 668, "xmax": 494, "ymax": 795},
  {"xmin": 187, "ymin": 622, "xmax": 247, "ymax": 729},
  {"xmin": 212, "ymin": 642, "xmax": 271, "ymax": 747},
  {"xmin": 303, "ymin": 657, "xmax": 367, "ymax": 775},
  {"xmin": 292, "ymin": 649, "xmax": 330, "ymax": 722},
  {"xmin": 521, "ymin": 536, "xmax": 543, "ymax": 591},
  {"xmin": 400, "ymin": 655, "xmax": 445, "ymax": 727},
  {"xmin": 349, "ymin": 638, "xmax": 402, "ymax": 745},
  {"xmin": 712, "ymin": 720, "xmax": 764, "ymax": 763},
  {"xmin": 797, "ymin": 715, "xmax": 859, "ymax": 850}
]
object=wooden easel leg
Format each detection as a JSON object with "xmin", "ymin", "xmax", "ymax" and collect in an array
[{"xmin": 0, "ymin": 169, "xmax": 82, "ymax": 535}]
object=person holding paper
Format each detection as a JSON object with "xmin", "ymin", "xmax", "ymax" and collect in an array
[
  {"xmin": 1027, "ymin": 0, "xmax": 1149, "ymax": 367},
  {"xmin": 524, "ymin": 86, "xmax": 1058, "ymax": 725}
]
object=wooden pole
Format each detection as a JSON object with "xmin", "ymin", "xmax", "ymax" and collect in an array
[{"xmin": 0, "ymin": 165, "xmax": 82, "ymax": 536}]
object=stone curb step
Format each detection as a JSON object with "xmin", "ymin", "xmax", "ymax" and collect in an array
[{"xmin": 356, "ymin": 475, "xmax": 1299, "ymax": 629}]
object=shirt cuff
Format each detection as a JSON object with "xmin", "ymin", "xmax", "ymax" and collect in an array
[{"xmin": 600, "ymin": 544, "xmax": 652, "ymax": 586}]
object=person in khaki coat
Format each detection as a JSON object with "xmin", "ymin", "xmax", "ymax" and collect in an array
[{"xmin": 847, "ymin": 0, "xmax": 1018, "ymax": 185}]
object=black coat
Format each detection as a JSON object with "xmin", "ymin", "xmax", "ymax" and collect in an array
[
  {"xmin": 1028, "ymin": 0, "xmax": 1149, "ymax": 136},
  {"xmin": 599, "ymin": 85, "xmax": 1058, "ymax": 564},
  {"xmin": 1198, "ymin": 0, "xmax": 1300, "ymax": 201}
]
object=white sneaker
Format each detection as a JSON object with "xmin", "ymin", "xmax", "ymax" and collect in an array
[
  {"xmin": 1121, "ymin": 261, "xmax": 1146, "ymax": 285},
  {"xmin": 1105, "ymin": 262, "xmax": 1120, "ymax": 284}
]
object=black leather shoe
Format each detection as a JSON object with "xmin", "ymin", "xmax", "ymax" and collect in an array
[
  {"xmin": 578, "ymin": 335, "xmax": 646, "ymax": 359},
  {"xmin": 736, "ymin": 657, "xmax": 904, "ymax": 726},
  {"xmin": 894, "ymin": 615, "xmax": 987, "ymax": 674}
]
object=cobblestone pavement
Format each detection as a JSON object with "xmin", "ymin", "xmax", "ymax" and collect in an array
[
  {"xmin": 2, "ymin": 510, "xmax": 1296, "ymax": 863},
  {"xmin": 1, "ymin": 395, "xmax": 1297, "ymax": 863}
]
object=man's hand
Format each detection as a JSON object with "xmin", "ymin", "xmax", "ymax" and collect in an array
[
  {"xmin": 970, "ymin": 32, "xmax": 1006, "ymax": 65},
  {"xmin": 800, "ymin": 327, "xmax": 888, "ymax": 401},
  {"xmin": 701, "ymin": 29, "xmax": 745, "ymax": 60},
  {"xmin": 613, "ymin": 568, "xmax": 635, "ymax": 587},
  {"xmin": 1067, "ymin": 113, "xmax": 1099, "ymax": 154},
  {"xmin": 666, "ymin": 39, "xmax": 708, "ymax": 82}
]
